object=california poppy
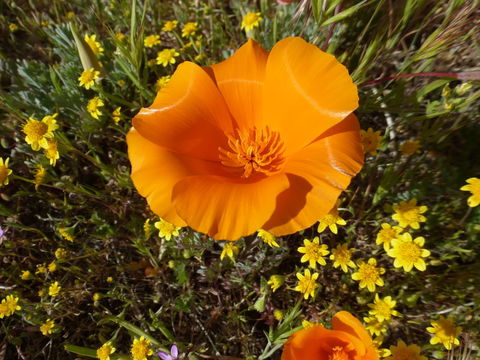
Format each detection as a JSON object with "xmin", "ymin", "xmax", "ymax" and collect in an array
[
  {"xmin": 282, "ymin": 311, "xmax": 378, "ymax": 360},
  {"xmin": 127, "ymin": 37, "xmax": 363, "ymax": 240}
]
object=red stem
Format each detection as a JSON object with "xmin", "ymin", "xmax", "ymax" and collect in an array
[{"xmin": 322, "ymin": 2, "xmax": 343, "ymax": 52}]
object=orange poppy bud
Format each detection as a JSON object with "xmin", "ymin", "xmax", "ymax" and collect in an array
[{"xmin": 282, "ymin": 311, "xmax": 379, "ymax": 360}]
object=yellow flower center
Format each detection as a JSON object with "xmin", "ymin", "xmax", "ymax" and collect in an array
[
  {"xmin": 329, "ymin": 346, "xmax": 350, "ymax": 360},
  {"xmin": 400, "ymin": 207, "xmax": 422, "ymax": 222},
  {"xmin": 219, "ymin": 127, "xmax": 285, "ymax": 178},
  {"xmin": 304, "ymin": 243, "xmax": 324, "ymax": 260},
  {"xmin": 374, "ymin": 300, "xmax": 392, "ymax": 319},
  {"xmin": 395, "ymin": 241, "xmax": 422, "ymax": 263},
  {"xmin": 358, "ymin": 263, "xmax": 380, "ymax": 282},
  {"xmin": 333, "ymin": 249, "xmax": 350, "ymax": 264},
  {"xmin": 24, "ymin": 121, "xmax": 48, "ymax": 141},
  {"xmin": 298, "ymin": 275, "xmax": 316, "ymax": 295}
]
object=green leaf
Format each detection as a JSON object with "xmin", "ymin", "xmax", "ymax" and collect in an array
[{"xmin": 320, "ymin": 0, "xmax": 375, "ymax": 27}]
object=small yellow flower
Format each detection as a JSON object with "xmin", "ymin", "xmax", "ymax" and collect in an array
[
  {"xmin": 363, "ymin": 316, "xmax": 388, "ymax": 336},
  {"xmin": 130, "ymin": 336, "xmax": 153, "ymax": 360},
  {"xmin": 317, "ymin": 204, "xmax": 346, "ymax": 234},
  {"xmin": 427, "ymin": 316, "xmax": 462, "ymax": 350},
  {"xmin": 87, "ymin": 97, "xmax": 104, "ymax": 119},
  {"xmin": 387, "ymin": 233, "xmax": 430, "ymax": 272},
  {"xmin": 38, "ymin": 289, "xmax": 44, "ymax": 297},
  {"xmin": 58, "ymin": 227, "xmax": 74, "ymax": 242},
  {"xmin": 267, "ymin": 275, "xmax": 284, "ymax": 292},
  {"xmin": 20, "ymin": 270, "xmax": 32, "ymax": 280},
  {"xmin": 294, "ymin": 268, "xmax": 318, "ymax": 300},
  {"xmin": 23, "ymin": 114, "xmax": 58, "ymax": 151},
  {"xmin": 36, "ymin": 263, "xmax": 47, "ymax": 274},
  {"xmin": 220, "ymin": 242, "xmax": 239, "ymax": 261},
  {"xmin": 455, "ymin": 82, "xmax": 472, "ymax": 96},
  {"xmin": 156, "ymin": 49, "xmax": 179, "ymax": 67},
  {"xmin": 115, "ymin": 32, "xmax": 125, "ymax": 41},
  {"xmin": 106, "ymin": 276, "xmax": 113, "ymax": 283},
  {"xmin": 181, "ymin": 22, "xmax": 198, "ymax": 38},
  {"xmin": 162, "ymin": 20, "xmax": 178, "ymax": 32},
  {"xmin": 55, "ymin": 248, "xmax": 68, "ymax": 259},
  {"xmin": 392, "ymin": 198, "xmax": 428, "ymax": 229},
  {"xmin": 460, "ymin": 177, "xmax": 480, "ymax": 207},
  {"xmin": 44, "ymin": 139, "xmax": 60, "ymax": 166},
  {"xmin": 9, "ymin": 23, "xmax": 19, "ymax": 32},
  {"xmin": 241, "ymin": 12, "xmax": 262, "ymax": 32},
  {"xmin": 40, "ymin": 319, "xmax": 55, "ymax": 335},
  {"xmin": 92, "ymin": 293, "xmax": 101, "ymax": 301},
  {"xmin": 376, "ymin": 223, "xmax": 403, "ymax": 251},
  {"xmin": 78, "ymin": 68, "xmax": 100, "ymax": 89},
  {"xmin": 257, "ymin": 229, "xmax": 279, "ymax": 247},
  {"xmin": 48, "ymin": 262, "xmax": 57, "ymax": 272},
  {"xmin": 154, "ymin": 218, "xmax": 181, "ymax": 240},
  {"xmin": 399, "ymin": 140, "xmax": 421, "ymax": 156},
  {"xmin": 155, "ymin": 75, "xmax": 171, "ymax": 91},
  {"xmin": 66, "ymin": 11, "xmax": 75, "ymax": 19},
  {"xmin": 48, "ymin": 281, "xmax": 61, "ymax": 296},
  {"xmin": 112, "ymin": 107, "xmax": 121, "ymax": 124},
  {"xmin": 0, "ymin": 295, "xmax": 21, "ymax": 317},
  {"xmin": 386, "ymin": 340, "xmax": 426, "ymax": 360},
  {"xmin": 329, "ymin": 243, "xmax": 356, "ymax": 272},
  {"xmin": 368, "ymin": 294, "xmax": 400, "ymax": 322},
  {"xmin": 84, "ymin": 34, "xmax": 104, "ymax": 56},
  {"xmin": 33, "ymin": 164, "xmax": 46, "ymax": 190},
  {"xmin": 302, "ymin": 320, "xmax": 316, "ymax": 329},
  {"xmin": 144, "ymin": 34, "xmax": 161, "ymax": 48},
  {"xmin": 373, "ymin": 336, "xmax": 392, "ymax": 358},
  {"xmin": 117, "ymin": 79, "xmax": 126, "ymax": 87},
  {"xmin": 0, "ymin": 157, "xmax": 13, "ymax": 186},
  {"xmin": 97, "ymin": 341, "xmax": 116, "ymax": 360},
  {"xmin": 360, "ymin": 128, "xmax": 383, "ymax": 155},
  {"xmin": 351, "ymin": 258, "xmax": 385, "ymax": 292},
  {"xmin": 298, "ymin": 237, "xmax": 329, "ymax": 269},
  {"xmin": 273, "ymin": 309, "xmax": 284, "ymax": 320}
]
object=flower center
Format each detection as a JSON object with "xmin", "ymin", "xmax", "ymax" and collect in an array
[
  {"xmin": 397, "ymin": 242, "xmax": 421, "ymax": 262},
  {"xmin": 360, "ymin": 264, "xmax": 380, "ymax": 281},
  {"xmin": 219, "ymin": 127, "xmax": 285, "ymax": 178},
  {"xmin": 328, "ymin": 346, "xmax": 350, "ymax": 360},
  {"xmin": 24, "ymin": 121, "xmax": 48, "ymax": 140}
]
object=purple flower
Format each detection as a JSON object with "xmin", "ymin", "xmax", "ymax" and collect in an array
[{"xmin": 157, "ymin": 345, "xmax": 178, "ymax": 360}]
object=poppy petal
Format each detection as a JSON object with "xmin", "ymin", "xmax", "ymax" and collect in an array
[
  {"xmin": 263, "ymin": 37, "xmax": 358, "ymax": 155},
  {"xmin": 172, "ymin": 174, "xmax": 290, "ymax": 240},
  {"xmin": 205, "ymin": 39, "xmax": 268, "ymax": 130},
  {"xmin": 263, "ymin": 114, "xmax": 363, "ymax": 235},
  {"xmin": 127, "ymin": 128, "xmax": 226, "ymax": 226},
  {"xmin": 133, "ymin": 61, "xmax": 234, "ymax": 161}
]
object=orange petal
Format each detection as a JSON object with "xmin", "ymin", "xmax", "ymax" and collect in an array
[
  {"xmin": 263, "ymin": 114, "xmax": 363, "ymax": 235},
  {"xmin": 262, "ymin": 37, "xmax": 358, "ymax": 155},
  {"xmin": 205, "ymin": 39, "xmax": 269, "ymax": 130},
  {"xmin": 127, "ymin": 128, "xmax": 226, "ymax": 226},
  {"xmin": 172, "ymin": 174, "xmax": 290, "ymax": 240},
  {"xmin": 133, "ymin": 61, "xmax": 234, "ymax": 161}
]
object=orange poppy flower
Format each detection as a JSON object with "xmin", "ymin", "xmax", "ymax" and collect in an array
[
  {"xmin": 282, "ymin": 311, "xmax": 378, "ymax": 360},
  {"xmin": 127, "ymin": 37, "xmax": 363, "ymax": 240}
]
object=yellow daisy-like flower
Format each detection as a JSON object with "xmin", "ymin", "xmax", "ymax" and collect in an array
[
  {"xmin": 360, "ymin": 128, "xmax": 383, "ymax": 155},
  {"xmin": 55, "ymin": 248, "xmax": 68, "ymax": 259},
  {"xmin": 155, "ymin": 75, "xmax": 171, "ymax": 91},
  {"xmin": 33, "ymin": 164, "xmax": 46, "ymax": 190},
  {"xmin": 0, "ymin": 295, "xmax": 21, "ymax": 317},
  {"xmin": 84, "ymin": 34, "xmax": 104, "ymax": 56},
  {"xmin": 386, "ymin": 340, "xmax": 426, "ymax": 360},
  {"xmin": 40, "ymin": 319, "xmax": 55, "ymax": 335},
  {"xmin": 36, "ymin": 263, "xmax": 47, "ymax": 274},
  {"xmin": 298, "ymin": 237, "xmax": 329, "ymax": 269},
  {"xmin": 351, "ymin": 258, "xmax": 385, "ymax": 292},
  {"xmin": 66, "ymin": 11, "xmax": 75, "ymax": 19},
  {"xmin": 460, "ymin": 177, "xmax": 480, "ymax": 207},
  {"xmin": 162, "ymin": 20, "xmax": 178, "ymax": 32},
  {"xmin": 317, "ymin": 205, "xmax": 346, "ymax": 234},
  {"xmin": 115, "ymin": 32, "xmax": 125, "ymax": 41},
  {"xmin": 20, "ymin": 270, "xmax": 32, "ymax": 280},
  {"xmin": 78, "ymin": 68, "xmax": 100, "ymax": 89},
  {"xmin": 387, "ymin": 233, "xmax": 430, "ymax": 272},
  {"xmin": 156, "ymin": 49, "xmax": 180, "ymax": 67},
  {"xmin": 58, "ymin": 227, "xmax": 74, "ymax": 242},
  {"xmin": 112, "ymin": 107, "xmax": 121, "ymax": 124},
  {"xmin": 363, "ymin": 316, "xmax": 388, "ymax": 337},
  {"xmin": 294, "ymin": 268, "xmax": 318, "ymax": 300},
  {"xmin": 181, "ymin": 22, "xmax": 198, "ymax": 38},
  {"xmin": 23, "ymin": 114, "xmax": 58, "ymax": 151},
  {"xmin": 392, "ymin": 198, "xmax": 427, "ymax": 229},
  {"xmin": 273, "ymin": 309, "xmax": 284, "ymax": 320},
  {"xmin": 241, "ymin": 12, "xmax": 262, "ymax": 32},
  {"xmin": 0, "ymin": 157, "xmax": 13, "ymax": 186},
  {"xmin": 220, "ymin": 242, "xmax": 239, "ymax": 261},
  {"xmin": 399, "ymin": 139, "xmax": 421, "ymax": 156},
  {"xmin": 427, "ymin": 316, "xmax": 462, "ymax": 350},
  {"xmin": 257, "ymin": 229, "xmax": 279, "ymax": 247},
  {"xmin": 329, "ymin": 243, "xmax": 356, "ymax": 272},
  {"xmin": 154, "ymin": 218, "xmax": 181, "ymax": 240},
  {"xmin": 48, "ymin": 262, "xmax": 57, "ymax": 272},
  {"xmin": 267, "ymin": 275, "xmax": 284, "ymax": 292},
  {"xmin": 44, "ymin": 139, "xmax": 59, "ymax": 166},
  {"xmin": 368, "ymin": 294, "xmax": 400, "ymax": 322},
  {"xmin": 376, "ymin": 223, "xmax": 403, "ymax": 251},
  {"xmin": 48, "ymin": 281, "xmax": 61, "ymax": 296},
  {"xmin": 130, "ymin": 336, "xmax": 153, "ymax": 360},
  {"xmin": 97, "ymin": 341, "xmax": 116, "ymax": 360},
  {"xmin": 9, "ymin": 23, "xmax": 19, "ymax": 32},
  {"xmin": 144, "ymin": 34, "xmax": 161, "ymax": 48},
  {"xmin": 87, "ymin": 97, "xmax": 104, "ymax": 119}
]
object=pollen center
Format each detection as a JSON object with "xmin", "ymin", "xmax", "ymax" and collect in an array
[
  {"xmin": 24, "ymin": 121, "xmax": 48, "ymax": 141},
  {"xmin": 328, "ymin": 346, "xmax": 350, "ymax": 360},
  {"xmin": 219, "ymin": 127, "xmax": 285, "ymax": 178}
]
